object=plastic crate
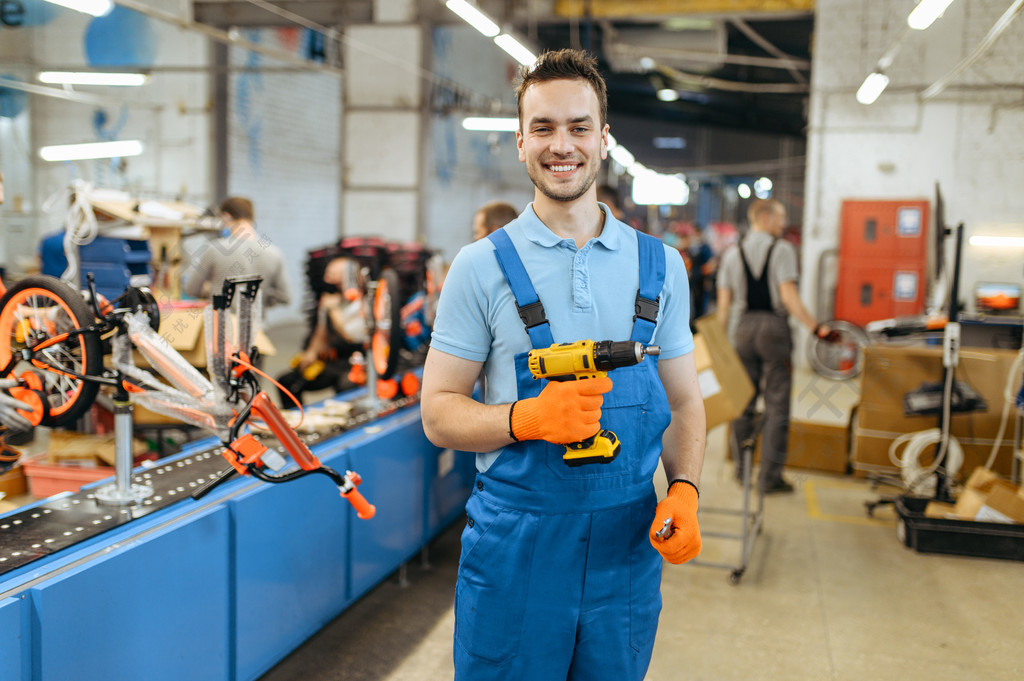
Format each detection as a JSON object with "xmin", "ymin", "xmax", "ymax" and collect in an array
[
  {"xmin": 895, "ymin": 495, "xmax": 1024, "ymax": 562},
  {"xmin": 21, "ymin": 455, "xmax": 114, "ymax": 499}
]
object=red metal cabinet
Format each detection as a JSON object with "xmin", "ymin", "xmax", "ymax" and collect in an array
[{"xmin": 835, "ymin": 199, "xmax": 929, "ymax": 326}]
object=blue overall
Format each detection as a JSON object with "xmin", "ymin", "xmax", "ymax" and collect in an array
[{"xmin": 453, "ymin": 230, "xmax": 671, "ymax": 680}]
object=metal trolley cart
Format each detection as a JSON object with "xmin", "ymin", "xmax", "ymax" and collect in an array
[{"xmin": 691, "ymin": 426, "xmax": 765, "ymax": 585}]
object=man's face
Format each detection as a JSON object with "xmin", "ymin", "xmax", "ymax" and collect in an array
[
  {"xmin": 516, "ymin": 78, "xmax": 608, "ymax": 204},
  {"xmin": 769, "ymin": 207, "xmax": 787, "ymax": 237},
  {"xmin": 471, "ymin": 211, "xmax": 488, "ymax": 241}
]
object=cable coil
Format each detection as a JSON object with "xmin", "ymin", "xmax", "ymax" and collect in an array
[{"xmin": 889, "ymin": 428, "xmax": 964, "ymax": 496}]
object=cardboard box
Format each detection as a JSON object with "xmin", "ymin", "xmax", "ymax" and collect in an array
[
  {"xmin": 0, "ymin": 465, "xmax": 27, "ymax": 498},
  {"xmin": 852, "ymin": 344, "xmax": 1021, "ymax": 477},
  {"xmin": 851, "ymin": 406, "xmax": 1017, "ymax": 478},
  {"xmin": 142, "ymin": 303, "xmax": 277, "ymax": 369},
  {"xmin": 974, "ymin": 481, "xmax": 1024, "ymax": 524},
  {"xmin": 858, "ymin": 344, "xmax": 1019, "ymax": 412},
  {"xmin": 953, "ymin": 468, "xmax": 1024, "ymax": 523},
  {"xmin": 786, "ymin": 419, "xmax": 850, "ymax": 474},
  {"xmin": 727, "ymin": 418, "xmax": 850, "ymax": 474},
  {"xmin": 693, "ymin": 315, "xmax": 755, "ymax": 432}
]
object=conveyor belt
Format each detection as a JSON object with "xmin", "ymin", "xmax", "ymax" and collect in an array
[{"xmin": 0, "ymin": 396, "xmax": 417, "ymax": 577}]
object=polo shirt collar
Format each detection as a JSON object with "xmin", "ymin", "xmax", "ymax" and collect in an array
[{"xmin": 520, "ymin": 202, "xmax": 623, "ymax": 251}]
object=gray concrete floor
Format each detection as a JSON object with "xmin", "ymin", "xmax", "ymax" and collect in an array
[{"xmin": 255, "ymin": 322, "xmax": 1024, "ymax": 681}]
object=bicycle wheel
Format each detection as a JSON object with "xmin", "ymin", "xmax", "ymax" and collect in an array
[
  {"xmin": 0, "ymin": 275, "xmax": 103, "ymax": 427},
  {"xmin": 806, "ymin": 320, "xmax": 870, "ymax": 380},
  {"xmin": 371, "ymin": 268, "xmax": 403, "ymax": 380}
]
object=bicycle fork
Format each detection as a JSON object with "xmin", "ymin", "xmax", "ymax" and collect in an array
[{"xmin": 193, "ymin": 391, "xmax": 376, "ymax": 519}]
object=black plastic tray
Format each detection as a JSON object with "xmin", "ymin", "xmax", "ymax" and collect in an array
[{"xmin": 895, "ymin": 495, "xmax": 1024, "ymax": 562}]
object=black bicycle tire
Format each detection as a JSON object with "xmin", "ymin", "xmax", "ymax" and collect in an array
[
  {"xmin": 0, "ymin": 275, "xmax": 103, "ymax": 427},
  {"xmin": 371, "ymin": 268, "xmax": 404, "ymax": 380}
]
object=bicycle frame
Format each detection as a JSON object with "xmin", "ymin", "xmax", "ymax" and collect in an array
[{"xmin": 0, "ymin": 273, "xmax": 375, "ymax": 517}]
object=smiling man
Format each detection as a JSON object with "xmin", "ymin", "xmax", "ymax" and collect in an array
[{"xmin": 420, "ymin": 49, "xmax": 706, "ymax": 681}]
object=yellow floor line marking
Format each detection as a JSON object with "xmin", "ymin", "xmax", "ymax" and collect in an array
[{"xmin": 804, "ymin": 479, "xmax": 894, "ymax": 527}]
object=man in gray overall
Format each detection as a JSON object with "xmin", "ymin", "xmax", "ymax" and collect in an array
[{"xmin": 716, "ymin": 199, "xmax": 831, "ymax": 493}]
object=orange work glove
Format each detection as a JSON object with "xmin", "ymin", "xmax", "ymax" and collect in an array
[
  {"xmin": 649, "ymin": 480, "xmax": 701, "ymax": 564},
  {"xmin": 509, "ymin": 377, "xmax": 612, "ymax": 445}
]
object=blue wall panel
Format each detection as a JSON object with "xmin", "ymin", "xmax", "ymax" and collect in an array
[
  {"xmin": 232, "ymin": 467, "xmax": 351, "ymax": 681},
  {"xmin": 348, "ymin": 415, "xmax": 427, "ymax": 597},
  {"xmin": 425, "ymin": 449, "xmax": 475, "ymax": 541},
  {"xmin": 30, "ymin": 506, "xmax": 232, "ymax": 681},
  {"xmin": 0, "ymin": 405, "xmax": 473, "ymax": 681},
  {"xmin": 0, "ymin": 596, "xmax": 26, "ymax": 681}
]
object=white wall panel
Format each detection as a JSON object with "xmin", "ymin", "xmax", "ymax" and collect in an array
[
  {"xmin": 343, "ymin": 189, "xmax": 418, "ymax": 242},
  {"xmin": 344, "ymin": 110, "xmax": 419, "ymax": 188},
  {"xmin": 806, "ymin": 0, "xmax": 1024, "ymax": 321},
  {"xmin": 228, "ymin": 32, "xmax": 342, "ymax": 325},
  {"xmin": 344, "ymin": 25, "xmax": 422, "ymax": 108}
]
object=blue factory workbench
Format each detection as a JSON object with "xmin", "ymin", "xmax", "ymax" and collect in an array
[{"xmin": 0, "ymin": 402, "xmax": 475, "ymax": 681}]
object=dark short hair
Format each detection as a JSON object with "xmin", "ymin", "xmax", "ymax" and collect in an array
[
  {"xmin": 219, "ymin": 196, "xmax": 254, "ymax": 221},
  {"xmin": 515, "ymin": 49, "xmax": 608, "ymax": 129},
  {"xmin": 478, "ymin": 201, "xmax": 519, "ymax": 233}
]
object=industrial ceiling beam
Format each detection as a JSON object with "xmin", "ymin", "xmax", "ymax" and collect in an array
[{"xmin": 554, "ymin": 0, "xmax": 814, "ymax": 19}]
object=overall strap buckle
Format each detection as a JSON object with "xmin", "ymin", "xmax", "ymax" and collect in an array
[
  {"xmin": 517, "ymin": 300, "xmax": 548, "ymax": 329},
  {"xmin": 634, "ymin": 293, "xmax": 660, "ymax": 324}
]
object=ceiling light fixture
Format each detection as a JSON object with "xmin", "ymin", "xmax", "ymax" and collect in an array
[
  {"xmin": 39, "ymin": 140, "xmax": 144, "ymax": 162},
  {"xmin": 43, "ymin": 0, "xmax": 113, "ymax": 17},
  {"xmin": 38, "ymin": 72, "xmax": 149, "ymax": 87},
  {"xmin": 856, "ymin": 71, "xmax": 889, "ymax": 105},
  {"xmin": 462, "ymin": 116, "xmax": 519, "ymax": 132},
  {"xmin": 656, "ymin": 87, "xmax": 679, "ymax": 102},
  {"xmin": 968, "ymin": 235, "xmax": 1024, "ymax": 248},
  {"xmin": 493, "ymin": 34, "xmax": 536, "ymax": 66},
  {"xmin": 907, "ymin": 0, "xmax": 957, "ymax": 30},
  {"xmin": 444, "ymin": 0, "xmax": 500, "ymax": 38}
]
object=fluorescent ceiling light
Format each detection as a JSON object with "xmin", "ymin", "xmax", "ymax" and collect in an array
[
  {"xmin": 39, "ymin": 71, "xmax": 149, "ymax": 87},
  {"xmin": 968, "ymin": 235, "xmax": 1024, "ymax": 248},
  {"xmin": 43, "ymin": 0, "xmax": 113, "ymax": 17},
  {"xmin": 462, "ymin": 116, "xmax": 519, "ymax": 132},
  {"xmin": 445, "ymin": 0, "xmax": 500, "ymax": 38},
  {"xmin": 908, "ymin": 0, "xmax": 956, "ymax": 30},
  {"xmin": 39, "ymin": 140, "xmax": 144, "ymax": 162},
  {"xmin": 494, "ymin": 34, "xmax": 536, "ymax": 66},
  {"xmin": 632, "ymin": 170, "xmax": 689, "ymax": 206},
  {"xmin": 856, "ymin": 72, "xmax": 889, "ymax": 105},
  {"xmin": 609, "ymin": 144, "xmax": 635, "ymax": 169},
  {"xmin": 656, "ymin": 88, "xmax": 679, "ymax": 102}
]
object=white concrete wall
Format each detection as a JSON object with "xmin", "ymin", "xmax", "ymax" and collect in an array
[
  {"xmin": 424, "ymin": 24, "xmax": 534, "ymax": 262},
  {"xmin": 805, "ymin": 0, "xmax": 1024, "ymax": 320},
  {"xmin": 225, "ymin": 29, "xmax": 341, "ymax": 325}
]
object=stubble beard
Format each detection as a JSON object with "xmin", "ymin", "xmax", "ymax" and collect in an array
[{"xmin": 527, "ymin": 158, "xmax": 599, "ymax": 203}]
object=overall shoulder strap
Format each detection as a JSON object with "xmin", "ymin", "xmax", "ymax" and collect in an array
[
  {"xmin": 631, "ymin": 231, "xmax": 666, "ymax": 343},
  {"xmin": 487, "ymin": 229, "xmax": 554, "ymax": 348}
]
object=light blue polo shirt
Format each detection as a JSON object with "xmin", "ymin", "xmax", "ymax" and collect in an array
[{"xmin": 430, "ymin": 203, "xmax": 693, "ymax": 469}]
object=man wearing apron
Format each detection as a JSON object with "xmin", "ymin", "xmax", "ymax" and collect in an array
[
  {"xmin": 715, "ymin": 199, "xmax": 831, "ymax": 493},
  {"xmin": 421, "ymin": 49, "xmax": 707, "ymax": 680}
]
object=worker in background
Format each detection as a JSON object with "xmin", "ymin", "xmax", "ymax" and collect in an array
[
  {"xmin": 472, "ymin": 201, "xmax": 519, "ymax": 241},
  {"xmin": 595, "ymin": 183, "xmax": 625, "ymax": 220},
  {"xmin": 420, "ymin": 49, "xmax": 706, "ymax": 681},
  {"xmin": 1, "ymin": 380, "xmax": 33, "ymax": 472},
  {"xmin": 275, "ymin": 256, "xmax": 366, "ymax": 406},
  {"xmin": 181, "ymin": 196, "xmax": 291, "ymax": 309},
  {"xmin": 715, "ymin": 198, "xmax": 832, "ymax": 494}
]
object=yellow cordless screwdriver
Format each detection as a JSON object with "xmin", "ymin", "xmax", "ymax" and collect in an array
[{"xmin": 526, "ymin": 340, "xmax": 660, "ymax": 466}]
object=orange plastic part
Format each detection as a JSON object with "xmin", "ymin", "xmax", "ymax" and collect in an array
[
  {"xmin": 376, "ymin": 378, "xmax": 399, "ymax": 400},
  {"xmin": 399, "ymin": 372, "xmax": 420, "ymax": 397},
  {"xmin": 222, "ymin": 433, "xmax": 269, "ymax": 475}
]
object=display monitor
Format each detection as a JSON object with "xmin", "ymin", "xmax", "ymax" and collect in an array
[{"xmin": 974, "ymin": 282, "xmax": 1021, "ymax": 314}]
